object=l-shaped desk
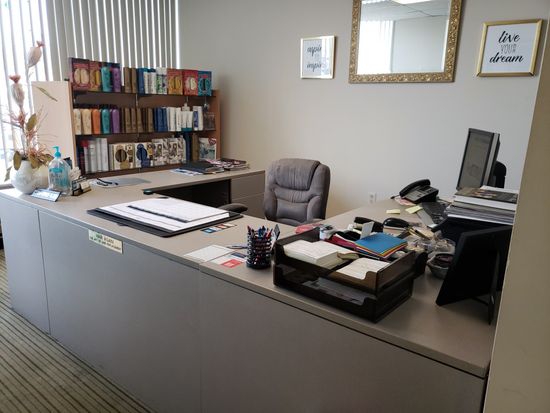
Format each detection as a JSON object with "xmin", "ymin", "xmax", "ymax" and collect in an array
[{"xmin": 0, "ymin": 169, "xmax": 496, "ymax": 413}]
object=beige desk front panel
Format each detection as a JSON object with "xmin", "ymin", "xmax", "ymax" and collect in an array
[{"xmin": 200, "ymin": 275, "xmax": 485, "ymax": 413}]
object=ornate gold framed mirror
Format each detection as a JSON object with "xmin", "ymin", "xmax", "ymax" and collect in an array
[{"xmin": 349, "ymin": 0, "xmax": 462, "ymax": 83}]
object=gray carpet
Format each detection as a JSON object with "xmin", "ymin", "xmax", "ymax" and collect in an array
[{"xmin": 0, "ymin": 249, "xmax": 153, "ymax": 413}]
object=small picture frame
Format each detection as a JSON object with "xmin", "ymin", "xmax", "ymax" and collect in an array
[
  {"xmin": 477, "ymin": 19, "xmax": 542, "ymax": 77},
  {"xmin": 300, "ymin": 36, "xmax": 335, "ymax": 79}
]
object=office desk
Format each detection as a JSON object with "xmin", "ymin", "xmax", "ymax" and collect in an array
[{"xmin": 0, "ymin": 176, "xmax": 495, "ymax": 413}]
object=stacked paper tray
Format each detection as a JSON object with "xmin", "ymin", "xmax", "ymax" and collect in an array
[{"xmin": 273, "ymin": 229, "xmax": 423, "ymax": 322}]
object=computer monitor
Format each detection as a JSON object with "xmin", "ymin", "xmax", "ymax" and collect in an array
[
  {"xmin": 436, "ymin": 225, "xmax": 512, "ymax": 323},
  {"xmin": 456, "ymin": 128, "xmax": 500, "ymax": 190}
]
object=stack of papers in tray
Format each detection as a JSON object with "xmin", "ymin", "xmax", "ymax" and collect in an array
[
  {"xmin": 97, "ymin": 197, "xmax": 230, "ymax": 233},
  {"xmin": 337, "ymin": 258, "xmax": 390, "ymax": 280},
  {"xmin": 354, "ymin": 233, "xmax": 407, "ymax": 259},
  {"xmin": 283, "ymin": 240, "xmax": 352, "ymax": 269}
]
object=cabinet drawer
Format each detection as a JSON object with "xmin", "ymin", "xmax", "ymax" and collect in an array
[{"xmin": 231, "ymin": 173, "xmax": 265, "ymax": 199}]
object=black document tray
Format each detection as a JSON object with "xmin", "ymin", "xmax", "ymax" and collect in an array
[{"xmin": 273, "ymin": 229, "xmax": 416, "ymax": 322}]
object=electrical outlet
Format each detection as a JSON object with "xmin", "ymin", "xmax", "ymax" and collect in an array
[{"xmin": 368, "ymin": 192, "xmax": 377, "ymax": 204}]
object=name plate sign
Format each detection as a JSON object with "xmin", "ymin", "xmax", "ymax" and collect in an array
[{"xmin": 88, "ymin": 230, "xmax": 123, "ymax": 254}]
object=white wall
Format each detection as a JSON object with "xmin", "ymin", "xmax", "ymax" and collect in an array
[
  {"xmin": 181, "ymin": 0, "xmax": 548, "ymax": 216},
  {"xmin": 392, "ymin": 16, "xmax": 448, "ymax": 73},
  {"xmin": 484, "ymin": 16, "xmax": 550, "ymax": 411}
]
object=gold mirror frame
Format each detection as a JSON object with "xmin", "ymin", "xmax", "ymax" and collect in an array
[{"xmin": 349, "ymin": 0, "xmax": 463, "ymax": 83}]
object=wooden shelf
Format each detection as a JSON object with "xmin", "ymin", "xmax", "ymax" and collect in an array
[{"xmin": 71, "ymin": 86, "xmax": 221, "ymax": 176}]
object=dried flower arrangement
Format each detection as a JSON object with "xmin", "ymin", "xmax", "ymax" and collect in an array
[{"xmin": 3, "ymin": 41, "xmax": 56, "ymax": 181}]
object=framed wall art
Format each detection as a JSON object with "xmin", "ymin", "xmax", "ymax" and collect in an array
[
  {"xmin": 300, "ymin": 36, "xmax": 335, "ymax": 79},
  {"xmin": 477, "ymin": 19, "xmax": 542, "ymax": 76}
]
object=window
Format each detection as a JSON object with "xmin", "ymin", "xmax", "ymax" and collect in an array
[{"xmin": 0, "ymin": 0, "xmax": 180, "ymax": 180}]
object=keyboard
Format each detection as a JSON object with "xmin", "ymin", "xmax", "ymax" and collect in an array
[{"xmin": 421, "ymin": 201, "xmax": 448, "ymax": 225}]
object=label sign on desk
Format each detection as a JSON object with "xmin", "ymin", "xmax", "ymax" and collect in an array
[{"xmin": 88, "ymin": 230, "xmax": 123, "ymax": 254}]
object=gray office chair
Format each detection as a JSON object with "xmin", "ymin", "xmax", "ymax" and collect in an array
[
  {"xmin": 264, "ymin": 158, "xmax": 330, "ymax": 225},
  {"xmin": 222, "ymin": 158, "xmax": 330, "ymax": 226}
]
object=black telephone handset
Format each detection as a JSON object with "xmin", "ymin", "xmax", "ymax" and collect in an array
[{"xmin": 399, "ymin": 179, "xmax": 439, "ymax": 204}]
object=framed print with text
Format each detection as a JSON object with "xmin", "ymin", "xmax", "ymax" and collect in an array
[
  {"xmin": 300, "ymin": 36, "xmax": 335, "ymax": 79},
  {"xmin": 477, "ymin": 19, "xmax": 542, "ymax": 76}
]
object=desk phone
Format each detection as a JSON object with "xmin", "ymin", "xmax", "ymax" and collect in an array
[{"xmin": 399, "ymin": 179, "xmax": 439, "ymax": 203}]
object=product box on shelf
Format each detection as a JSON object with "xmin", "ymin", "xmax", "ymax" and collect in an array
[
  {"xmin": 183, "ymin": 69, "xmax": 199, "ymax": 95},
  {"xmin": 109, "ymin": 143, "xmax": 131, "ymax": 170},
  {"xmin": 167, "ymin": 69, "xmax": 183, "ymax": 95},
  {"xmin": 125, "ymin": 143, "xmax": 135, "ymax": 168},
  {"xmin": 168, "ymin": 137, "xmax": 179, "ymax": 164},
  {"xmin": 199, "ymin": 137, "xmax": 217, "ymax": 160},
  {"xmin": 131, "ymin": 68, "xmax": 138, "ymax": 93},
  {"xmin": 197, "ymin": 70, "xmax": 212, "ymax": 96},
  {"xmin": 123, "ymin": 67, "xmax": 132, "ymax": 93},
  {"xmin": 111, "ymin": 63, "xmax": 122, "ymax": 92},
  {"xmin": 151, "ymin": 139, "xmax": 167, "ymax": 165},
  {"xmin": 135, "ymin": 143, "xmax": 148, "ymax": 168},
  {"xmin": 203, "ymin": 112, "xmax": 216, "ymax": 130},
  {"xmin": 88, "ymin": 61, "xmax": 102, "ymax": 91},
  {"xmin": 100, "ymin": 63, "xmax": 112, "ymax": 92},
  {"xmin": 146, "ymin": 142, "xmax": 156, "ymax": 166},
  {"xmin": 68, "ymin": 58, "xmax": 90, "ymax": 90},
  {"xmin": 137, "ymin": 68, "xmax": 146, "ymax": 94}
]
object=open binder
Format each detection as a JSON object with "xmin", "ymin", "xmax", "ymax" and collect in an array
[{"xmin": 88, "ymin": 197, "xmax": 242, "ymax": 237}]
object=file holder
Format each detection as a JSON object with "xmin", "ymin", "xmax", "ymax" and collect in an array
[{"xmin": 273, "ymin": 228, "xmax": 420, "ymax": 322}]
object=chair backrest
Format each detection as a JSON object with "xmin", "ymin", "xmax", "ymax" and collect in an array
[{"xmin": 263, "ymin": 158, "xmax": 330, "ymax": 226}]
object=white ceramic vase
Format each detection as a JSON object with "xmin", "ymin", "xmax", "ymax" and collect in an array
[{"xmin": 10, "ymin": 160, "xmax": 49, "ymax": 194}]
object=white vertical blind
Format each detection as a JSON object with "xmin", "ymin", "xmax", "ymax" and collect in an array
[
  {"xmin": 45, "ymin": 0, "xmax": 180, "ymax": 79},
  {"xmin": 0, "ymin": 0, "xmax": 181, "ymax": 176},
  {"xmin": 0, "ymin": 0, "xmax": 52, "ymax": 174}
]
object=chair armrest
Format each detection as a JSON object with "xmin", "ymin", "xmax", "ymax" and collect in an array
[{"xmin": 219, "ymin": 203, "xmax": 249, "ymax": 214}]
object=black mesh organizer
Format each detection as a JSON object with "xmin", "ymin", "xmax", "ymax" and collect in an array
[{"xmin": 273, "ymin": 228, "xmax": 426, "ymax": 322}]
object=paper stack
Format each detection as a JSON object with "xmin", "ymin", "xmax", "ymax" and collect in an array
[{"xmin": 354, "ymin": 233, "xmax": 407, "ymax": 259}]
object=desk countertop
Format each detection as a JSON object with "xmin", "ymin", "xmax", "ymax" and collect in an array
[
  {"xmin": 201, "ymin": 200, "xmax": 496, "ymax": 379},
  {"xmin": 0, "ymin": 168, "xmax": 270, "ymax": 269},
  {"xmin": 0, "ymin": 176, "xmax": 496, "ymax": 379}
]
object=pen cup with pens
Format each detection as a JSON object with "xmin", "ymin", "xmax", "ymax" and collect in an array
[{"xmin": 247, "ymin": 226, "xmax": 272, "ymax": 269}]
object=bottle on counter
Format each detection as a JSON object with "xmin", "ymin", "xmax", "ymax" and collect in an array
[{"xmin": 48, "ymin": 146, "xmax": 71, "ymax": 195}]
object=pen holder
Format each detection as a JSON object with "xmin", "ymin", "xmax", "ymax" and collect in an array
[{"xmin": 247, "ymin": 227, "xmax": 272, "ymax": 269}]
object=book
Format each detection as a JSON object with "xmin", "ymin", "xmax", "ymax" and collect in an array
[
  {"xmin": 446, "ymin": 202, "xmax": 515, "ymax": 225},
  {"xmin": 206, "ymin": 158, "xmax": 249, "ymax": 171},
  {"xmin": 283, "ymin": 240, "xmax": 352, "ymax": 269},
  {"xmin": 176, "ymin": 161, "xmax": 224, "ymax": 174},
  {"xmin": 354, "ymin": 233, "xmax": 407, "ymax": 259},
  {"xmin": 454, "ymin": 186, "xmax": 518, "ymax": 211}
]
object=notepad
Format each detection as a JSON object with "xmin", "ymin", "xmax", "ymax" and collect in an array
[
  {"xmin": 283, "ymin": 240, "xmax": 352, "ymax": 269},
  {"xmin": 354, "ymin": 233, "xmax": 407, "ymax": 259}
]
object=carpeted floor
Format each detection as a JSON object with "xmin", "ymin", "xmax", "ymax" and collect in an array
[{"xmin": 0, "ymin": 249, "xmax": 153, "ymax": 413}]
